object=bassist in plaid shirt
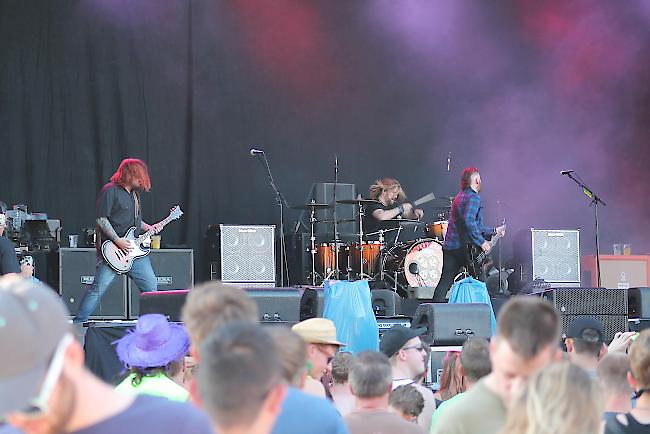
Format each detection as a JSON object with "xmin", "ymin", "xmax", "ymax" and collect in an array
[{"xmin": 433, "ymin": 167, "xmax": 506, "ymax": 302}]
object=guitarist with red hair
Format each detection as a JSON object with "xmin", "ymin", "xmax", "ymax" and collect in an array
[
  {"xmin": 432, "ymin": 167, "xmax": 506, "ymax": 303},
  {"xmin": 74, "ymin": 158, "xmax": 163, "ymax": 323}
]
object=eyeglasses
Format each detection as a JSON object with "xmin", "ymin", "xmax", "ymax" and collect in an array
[
  {"xmin": 317, "ymin": 346, "xmax": 336, "ymax": 364},
  {"xmin": 401, "ymin": 344, "xmax": 426, "ymax": 353},
  {"xmin": 12, "ymin": 333, "xmax": 73, "ymax": 420}
]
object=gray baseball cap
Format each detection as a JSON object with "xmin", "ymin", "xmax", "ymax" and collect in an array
[{"xmin": 0, "ymin": 275, "xmax": 70, "ymax": 417}]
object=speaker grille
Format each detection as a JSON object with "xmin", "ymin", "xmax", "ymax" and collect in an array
[
  {"xmin": 532, "ymin": 229, "xmax": 580, "ymax": 283},
  {"xmin": 540, "ymin": 287, "xmax": 628, "ymax": 315},
  {"xmin": 560, "ymin": 314, "xmax": 628, "ymax": 343},
  {"xmin": 220, "ymin": 225, "xmax": 275, "ymax": 283}
]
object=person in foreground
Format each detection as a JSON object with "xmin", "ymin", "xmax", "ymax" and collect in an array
[
  {"xmin": 192, "ymin": 321, "xmax": 287, "ymax": 434},
  {"xmin": 344, "ymin": 351, "xmax": 425, "ymax": 434},
  {"xmin": 0, "ymin": 275, "xmax": 213, "ymax": 434},
  {"xmin": 605, "ymin": 330, "xmax": 650, "ymax": 433},
  {"xmin": 431, "ymin": 296, "xmax": 561, "ymax": 434},
  {"xmin": 181, "ymin": 281, "xmax": 349, "ymax": 434},
  {"xmin": 501, "ymin": 362, "xmax": 603, "ymax": 434},
  {"xmin": 379, "ymin": 325, "xmax": 436, "ymax": 432},
  {"xmin": 114, "ymin": 313, "xmax": 190, "ymax": 402}
]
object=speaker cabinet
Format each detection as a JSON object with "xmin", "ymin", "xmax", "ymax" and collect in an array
[
  {"xmin": 220, "ymin": 225, "xmax": 275, "ymax": 285},
  {"xmin": 246, "ymin": 287, "xmax": 319, "ymax": 323},
  {"xmin": 629, "ymin": 287, "xmax": 650, "ymax": 319},
  {"xmin": 531, "ymin": 229, "xmax": 580, "ymax": 284},
  {"xmin": 411, "ymin": 303, "xmax": 492, "ymax": 345},
  {"xmin": 371, "ymin": 289, "xmax": 402, "ymax": 316},
  {"xmin": 139, "ymin": 290, "xmax": 189, "ymax": 322},
  {"xmin": 128, "ymin": 249, "xmax": 194, "ymax": 318},
  {"xmin": 534, "ymin": 287, "xmax": 628, "ymax": 342},
  {"xmin": 59, "ymin": 248, "xmax": 127, "ymax": 319}
]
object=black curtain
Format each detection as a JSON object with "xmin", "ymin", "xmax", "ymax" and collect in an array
[{"xmin": 2, "ymin": 1, "xmax": 650, "ymax": 283}]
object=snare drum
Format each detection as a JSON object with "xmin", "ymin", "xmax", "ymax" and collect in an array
[
  {"xmin": 425, "ymin": 221, "xmax": 448, "ymax": 241},
  {"xmin": 314, "ymin": 243, "xmax": 348, "ymax": 276},
  {"xmin": 349, "ymin": 241, "xmax": 382, "ymax": 275}
]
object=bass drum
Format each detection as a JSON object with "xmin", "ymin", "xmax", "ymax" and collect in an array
[{"xmin": 384, "ymin": 239, "xmax": 444, "ymax": 288}]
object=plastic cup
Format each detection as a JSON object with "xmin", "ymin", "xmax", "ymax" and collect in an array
[
  {"xmin": 623, "ymin": 244, "xmax": 631, "ymax": 255},
  {"xmin": 151, "ymin": 235, "xmax": 161, "ymax": 249}
]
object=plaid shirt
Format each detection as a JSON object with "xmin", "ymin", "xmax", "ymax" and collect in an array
[{"xmin": 443, "ymin": 188, "xmax": 495, "ymax": 250}]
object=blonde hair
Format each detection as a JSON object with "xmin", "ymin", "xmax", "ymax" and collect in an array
[
  {"xmin": 501, "ymin": 362, "xmax": 603, "ymax": 434},
  {"xmin": 369, "ymin": 178, "xmax": 406, "ymax": 201},
  {"xmin": 181, "ymin": 281, "xmax": 259, "ymax": 346},
  {"xmin": 630, "ymin": 329, "xmax": 650, "ymax": 389}
]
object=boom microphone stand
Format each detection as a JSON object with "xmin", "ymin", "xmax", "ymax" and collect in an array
[
  {"xmin": 562, "ymin": 170, "xmax": 607, "ymax": 287},
  {"xmin": 254, "ymin": 151, "xmax": 289, "ymax": 287}
]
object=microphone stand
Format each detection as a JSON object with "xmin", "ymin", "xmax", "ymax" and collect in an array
[
  {"xmin": 332, "ymin": 155, "xmax": 340, "ymax": 280},
  {"xmin": 255, "ymin": 152, "xmax": 289, "ymax": 287},
  {"xmin": 563, "ymin": 172, "xmax": 607, "ymax": 287}
]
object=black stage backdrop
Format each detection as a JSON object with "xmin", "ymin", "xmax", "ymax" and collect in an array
[{"xmin": 2, "ymin": 1, "xmax": 650, "ymax": 283}]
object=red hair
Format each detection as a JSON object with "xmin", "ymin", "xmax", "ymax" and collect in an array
[
  {"xmin": 110, "ymin": 158, "xmax": 151, "ymax": 192},
  {"xmin": 460, "ymin": 167, "xmax": 480, "ymax": 190}
]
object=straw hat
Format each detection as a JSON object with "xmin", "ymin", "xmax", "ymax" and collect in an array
[{"xmin": 292, "ymin": 318, "xmax": 345, "ymax": 346}]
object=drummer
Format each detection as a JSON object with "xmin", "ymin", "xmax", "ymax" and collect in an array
[{"xmin": 364, "ymin": 178, "xmax": 424, "ymax": 236}]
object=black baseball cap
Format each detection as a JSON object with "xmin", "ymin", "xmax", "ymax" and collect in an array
[
  {"xmin": 379, "ymin": 325, "xmax": 426, "ymax": 358},
  {"xmin": 566, "ymin": 317, "xmax": 605, "ymax": 343}
]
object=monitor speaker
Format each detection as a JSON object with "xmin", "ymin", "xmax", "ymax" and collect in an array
[
  {"xmin": 246, "ymin": 287, "xmax": 319, "ymax": 322},
  {"xmin": 371, "ymin": 289, "xmax": 402, "ymax": 317},
  {"xmin": 411, "ymin": 303, "xmax": 492, "ymax": 345},
  {"xmin": 59, "ymin": 248, "xmax": 127, "ymax": 319},
  {"xmin": 128, "ymin": 249, "xmax": 194, "ymax": 318}
]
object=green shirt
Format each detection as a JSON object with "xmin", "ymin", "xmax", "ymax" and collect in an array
[
  {"xmin": 116, "ymin": 372, "xmax": 189, "ymax": 402},
  {"xmin": 430, "ymin": 379, "xmax": 507, "ymax": 434},
  {"xmin": 429, "ymin": 392, "xmax": 465, "ymax": 434}
]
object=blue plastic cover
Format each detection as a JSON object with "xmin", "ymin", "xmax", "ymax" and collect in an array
[
  {"xmin": 323, "ymin": 280, "xmax": 379, "ymax": 354},
  {"xmin": 448, "ymin": 277, "xmax": 497, "ymax": 335}
]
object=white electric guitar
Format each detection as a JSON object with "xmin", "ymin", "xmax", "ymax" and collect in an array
[{"xmin": 101, "ymin": 205, "xmax": 183, "ymax": 274}]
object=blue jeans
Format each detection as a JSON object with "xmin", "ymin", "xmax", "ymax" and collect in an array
[{"xmin": 73, "ymin": 256, "xmax": 157, "ymax": 323}]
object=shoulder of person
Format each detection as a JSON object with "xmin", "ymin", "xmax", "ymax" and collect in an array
[
  {"xmin": 125, "ymin": 395, "xmax": 214, "ymax": 433},
  {"xmin": 303, "ymin": 376, "xmax": 326, "ymax": 397}
]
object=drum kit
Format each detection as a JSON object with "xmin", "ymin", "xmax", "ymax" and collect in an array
[{"xmin": 293, "ymin": 195, "xmax": 454, "ymax": 293}]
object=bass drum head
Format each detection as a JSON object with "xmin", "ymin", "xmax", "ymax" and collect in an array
[{"xmin": 404, "ymin": 239, "xmax": 443, "ymax": 288}]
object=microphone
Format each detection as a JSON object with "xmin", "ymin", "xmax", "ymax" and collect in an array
[
  {"xmin": 250, "ymin": 148, "xmax": 264, "ymax": 156},
  {"xmin": 560, "ymin": 170, "xmax": 574, "ymax": 175},
  {"xmin": 447, "ymin": 152, "xmax": 451, "ymax": 172}
]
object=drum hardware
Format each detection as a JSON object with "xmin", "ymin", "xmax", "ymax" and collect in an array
[
  {"xmin": 291, "ymin": 203, "xmax": 333, "ymax": 210},
  {"xmin": 337, "ymin": 197, "xmax": 381, "ymax": 279}
]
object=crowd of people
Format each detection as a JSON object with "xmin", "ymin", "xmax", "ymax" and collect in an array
[{"xmin": 0, "ymin": 274, "xmax": 648, "ymax": 434}]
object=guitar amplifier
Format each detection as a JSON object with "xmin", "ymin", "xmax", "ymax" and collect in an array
[
  {"xmin": 220, "ymin": 225, "xmax": 276, "ymax": 285},
  {"xmin": 376, "ymin": 316, "xmax": 412, "ymax": 338},
  {"xmin": 128, "ymin": 249, "xmax": 194, "ymax": 318},
  {"xmin": 531, "ymin": 229, "xmax": 581, "ymax": 285},
  {"xmin": 59, "ymin": 248, "xmax": 127, "ymax": 319}
]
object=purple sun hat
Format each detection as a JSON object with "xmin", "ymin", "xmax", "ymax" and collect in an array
[{"xmin": 114, "ymin": 314, "xmax": 190, "ymax": 369}]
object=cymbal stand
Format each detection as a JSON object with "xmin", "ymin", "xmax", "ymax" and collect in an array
[
  {"xmin": 309, "ymin": 206, "xmax": 317, "ymax": 286},
  {"xmin": 358, "ymin": 202, "xmax": 366, "ymax": 278}
]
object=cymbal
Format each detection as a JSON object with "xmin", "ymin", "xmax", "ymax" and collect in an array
[
  {"xmin": 384, "ymin": 218, "xmax": 425, "ymax": 226},
  {"xmin": 337, "ymin": 198, "xmax": 381, "ymax": 205},
  {"xmin": 291, "ymin": 203, "xmax": 333, "ymax": 210},
  {"xmin": 319, "ymin": 219, "xmax": 356, "ymax": 224}
]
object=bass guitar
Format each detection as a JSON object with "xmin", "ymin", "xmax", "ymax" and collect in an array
[
  {"xmin": 466, "ymin": 222, "xmax": 506, "ymax": 279},
  {"xmin": 101, "ymin": 205, "xmax": 183, "ymax": 274}
]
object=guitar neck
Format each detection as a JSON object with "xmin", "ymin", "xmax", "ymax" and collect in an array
[{"xmin": 138, "ymin": 215, "xmax": 173, "ymax": 242}]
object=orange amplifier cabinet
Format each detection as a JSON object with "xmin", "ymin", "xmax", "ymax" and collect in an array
[{"xmin": 581, "ymin": 255, "xmax": 650, "ymax": 289}]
